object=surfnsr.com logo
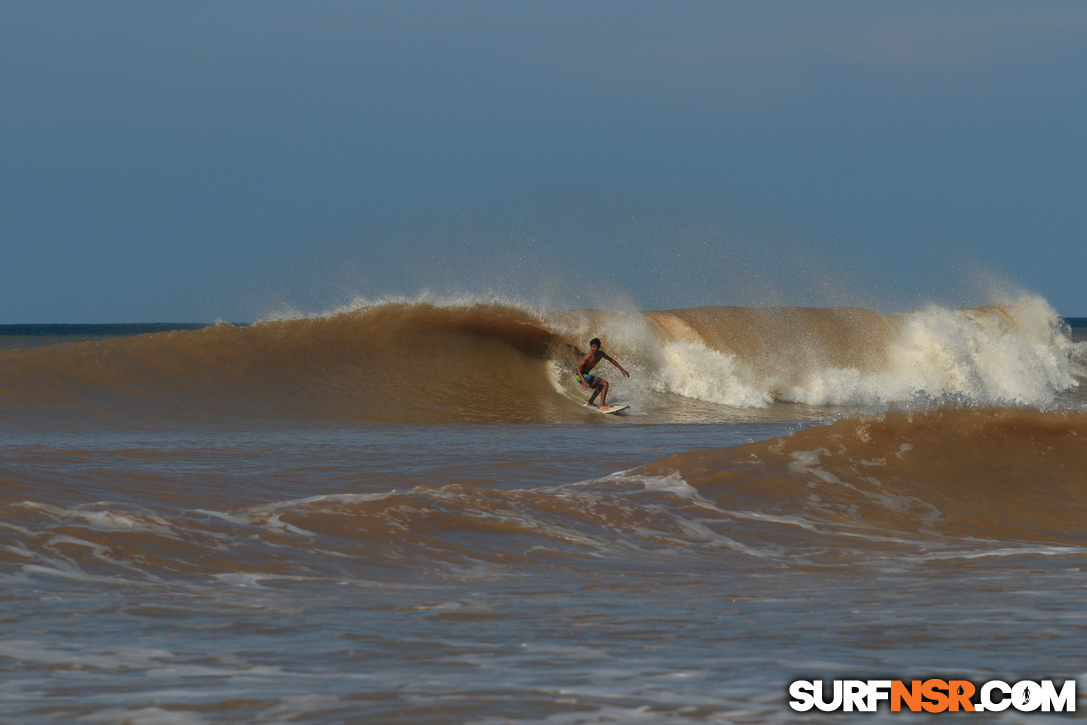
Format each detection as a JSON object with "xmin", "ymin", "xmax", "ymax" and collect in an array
[{"xmin": 789, "ymin": 679, "xmax": 1076, "ymax": 713}]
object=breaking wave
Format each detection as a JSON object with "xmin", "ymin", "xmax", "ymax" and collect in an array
[{"xmin": 0, "ymin": 294, "xmax": 1082, "ymax": 425}]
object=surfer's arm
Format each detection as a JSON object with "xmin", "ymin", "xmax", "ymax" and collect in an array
[{"xmin": 602, "ymin": 353, "xmax": 630, "ymax": 377}]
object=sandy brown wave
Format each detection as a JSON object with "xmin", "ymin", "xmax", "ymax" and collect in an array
[
  {"xmin": 0, "ymin": 303, "xmax": 573, "ymax": 424},
  {"xmin": 646, "ymin": 306, "xmax": 896, "ymax": 374},
  {"xmin": 3, "ymin": 407, "xmax": 1087, "ymax": 585},
  {"xmin": 640, "ymin": 407, "xmax": 1087, "ymax": 545},
  {"xmin": 0, "ymin": 297, "xmax": 1081, "ymax": 425}
]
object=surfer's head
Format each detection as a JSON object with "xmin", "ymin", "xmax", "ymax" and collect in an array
[{"xmin": 589, "ymin": 338, "xmax": 601, "ymax": 350}]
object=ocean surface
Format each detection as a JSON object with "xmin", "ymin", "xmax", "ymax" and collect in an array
[{"xmin": 1, "ymin": 296, "xmax": 1085, "ymax": 723}]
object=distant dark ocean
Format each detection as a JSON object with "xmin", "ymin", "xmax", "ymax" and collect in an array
[
  {"xmin": 1, "ymin": 296, "xmax": 1085, "ymax": 723},
  {"xmin": 0, "ymin": 322, "xmax": 217, "ymax": 335},
  {"xmin": 3, "ymin": 316, "xmax": 1083, "ymax": 340}
]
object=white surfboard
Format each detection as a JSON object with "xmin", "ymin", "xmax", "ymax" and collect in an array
[{"xmin": 586, "ymin": 403, "xmax": 630, "ymax": 415}]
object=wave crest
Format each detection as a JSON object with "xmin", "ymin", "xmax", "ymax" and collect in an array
[{"xmin": 0, "ymin": 294, "xmax": 1082, "ymax": 424}]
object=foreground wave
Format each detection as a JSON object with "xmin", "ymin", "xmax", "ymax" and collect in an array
[
  {"xmin": 0, "ymin": 295, "xmax": 1083, "ymax": 425},
  {"xmin": 3, "ymin": 407, "xmax": 1085, "ymax": 587}
]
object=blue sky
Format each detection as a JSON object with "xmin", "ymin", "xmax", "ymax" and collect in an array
[{"xmin": 2, "ymin": 2, "xmax": 1085, "ymax": 322}]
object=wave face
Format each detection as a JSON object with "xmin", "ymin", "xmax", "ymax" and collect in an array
[
  {"xmin": 0, "ymin": 303, "xmax": 565, "ymax": 425},
  {"xmin": 0, "ymin": 295, "xmax": 1083, "ymax": 425},
  {"xmin": 635, "ymin": 407, "xmax": 1087, "ymax": 552}
]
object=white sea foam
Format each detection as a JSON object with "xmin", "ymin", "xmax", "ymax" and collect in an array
[
  {"xmin": 15, "ymin": 502, "xmax": 179, "ymax": 536},
  {"xmin": 625, "ymin": 294, "xmax": 1083, "ymax": 409},
  {"xmin": 648, "ymin": 340, "xmax": 773, "ymax": 407},
  {"xmin": 81, "ymin": 707, "xmax": 207, "ymax": 725},
  {"xmin": 630, "ymin": 472, "xmax": 701, "ymax": 497},
  {"xmin": 777, "ymin": 296, "xmax": 1085, "ymax": 407}
]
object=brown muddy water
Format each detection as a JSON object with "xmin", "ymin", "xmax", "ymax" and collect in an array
[{"xmin": 1, "ymin": 298, "xmax": 1086, "ymax": 723}]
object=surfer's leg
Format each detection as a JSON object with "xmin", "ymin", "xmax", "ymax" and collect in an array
[
  {"xmin": 598, "ymin": 379, "xmax": 609, "ymax": 407},
  {"xmin": 585, "ymin": 375, "xmax": 602, "ymax": 406}
]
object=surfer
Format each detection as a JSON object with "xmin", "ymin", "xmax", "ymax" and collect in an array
[{"xmin": 575, "ymin": 338, "xmax": 630, "ymax": 410}]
